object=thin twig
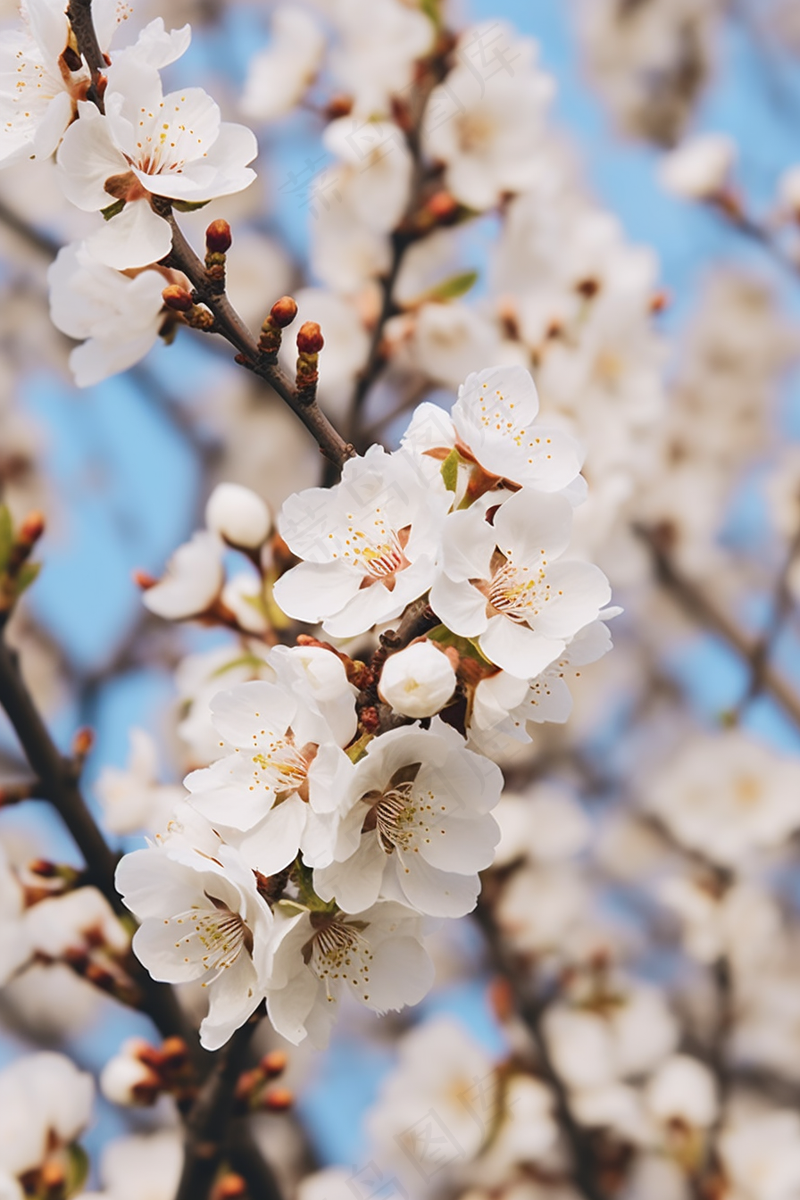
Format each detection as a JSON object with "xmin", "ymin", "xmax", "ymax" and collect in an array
[
  {"xmin": 474, "ymin": 900, "xmax": 606, "ymax": 1200},
  {"xmin": 158, "ymin": 205, "xmax": 354, "ymax": 470},
  {"xmin": 635, "ymin": 524, "xmax": 800, "ymax": 732},
  {"xmin": 175, "ymin": 1014, "xmax": 283, "ymax": 1200},
  {"xmin": 0, "ymin": 636, "xmax": 197, "ymax": 1055},
  {"xmin": 733, "ymin": 522, "xmax": 800, "ymax": 718}
]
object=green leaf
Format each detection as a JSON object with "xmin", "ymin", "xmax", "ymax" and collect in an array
[
  {"xmin": 100, "ymin": 198, "xmax": 125, "ymax": 221},
  {"xmin": 440, "ymin": 448, "xmax": 460, "ymax": 493},
  {"xmin": 65, "ymin": 1143, "xmax": 90, "ymax": 1197},
  {"xmin": 415, "ymin": 270, "xmax": 478, "ymax": 305},
  {"xmin": 14, "ymin": 560, "xmax": 40, "ymax": 597},
  {"xmin": 0, "ymin": 505, "xmax": 12, "ymax": 572},
  {"xmin": 172, "ymin": 198, "xmax": 211, "ymax": 213}
]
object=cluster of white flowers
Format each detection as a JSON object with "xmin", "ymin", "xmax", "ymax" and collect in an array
[{"xmin": 113, "ymin": 361, "xmax": 616, "ymax": 1050}]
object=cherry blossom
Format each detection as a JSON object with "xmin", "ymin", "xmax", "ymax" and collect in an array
[
  {"xmin": 274, "ymin": 445, "xmax": 450, "ymax": 638},
  {"xmin": 403, "ymin": 365, "xmax": 584, "ymax": 497},
  {"xmin": 142, "ymin": 530, "xmax": 224, "ymax": 620},
  {"xmin": 266, "ymin": 899, "xmax": 433, "ymax": 1048},
  {"xmin": 57, "ymin": 64, "xmax": 257, "ymax": 268},
  {"xmin": 378, "ymin": 640, "xmax": 457, "ymax": 719},
  {"xmin": 115, "ymin": 808, "xmax": 274, "ymax": 1050},
  {"xmin": 313, "ymin": 722, "xmax": 502, "ymax": 917},
  {"xmin": 184, "ymin": 678, "xmax": 355, "ymax": 875},
  {"xmin": 430, "ymin": 489, "xmax": 612, "ymax": 679}
]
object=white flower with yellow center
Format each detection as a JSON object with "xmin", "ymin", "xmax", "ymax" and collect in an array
[
  {"xmin": 184, "ymin": 678, "xmax": 355, "ymax": 875},
  {"xmin": 403, "ymin": 365, "xmax": 584, "ymax": 497},
  {"xmin": 0, "ymin": 5, "xmax": 189, "ymax": 168},
  {"xmin": 115, "ymin": 807, "xmax": 274, "ymax": 1051},
  {"xmin": 266, "ymin": 900, "xmax": 433, "ymax": 1048},
  {"xmin": 312, "ymin": 722, "xmax": 502, "ymax": 918},
  {"xmin": 274, "ymin": 445, "xmax": 450, "ymax": 638},
  {"xmin": 57, "ymin": 59, "xmax": 257, "ymax": 268},
  {"xmin": 430, "ymin": 489, "xmax": 611, "ymax": 680}
]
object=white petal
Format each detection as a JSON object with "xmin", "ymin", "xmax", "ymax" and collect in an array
[{"xmin": 87, "ymin": 200, "xmax": 173, "ymax": 270}]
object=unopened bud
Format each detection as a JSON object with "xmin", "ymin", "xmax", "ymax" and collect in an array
[
  {"xmin": 326, "ymin": 94, "xmax": 353, "ymax": 120},
  {"xmin": 576, "ymin": 277, "xmax": 600, "ymax": 300},
  {"xmin": 205, "ymin": 483, "xmax": 271, "ymax": 550},
  {"xmin": 262, "ymin": 1086, "xmax": 293, "ymax": 1111},
  {"xmin": 650, "ymin": 289, "xmax": 670, "ymax": 314},
  {"xmin": 426, "ymin": 190, "xmax": 458, "ymax": 222},
  {"xmin": 132, "ymin": 569, "xmax": 157, "ymax": 590},
  {"xmin": 296, "ymin": 321, "xmax": 324, "ymax": 354},
  {"xmin": 72, "ymin": 727, "xmax": 94, "ymax": 760},
  {"xmin": 234, "ymin": 1069, "xmax": 261, "ymax": 1106},
  {"xmin": 40, "ymin": 1162, "xmax": 66, "ymax": 1196},
  {"xmin": 214, "ymin": 1174, "xmax": 248, "ymax": 1199},
  {"xmin": 360, "ymin": 705, "xmax": 380, "ymax": 733},
  {"xmin": 270, "ymin": 296, "xmax": 298, "ymax": 329},
  {"xmin": 260, "ymin": 1050, "xmax": 288, "ymax": 1079},
  {"xmin": 18, "ymin": 510, "xmax": 45, "ymax": 547},
  {"xmin": 28, "ymin": 858, "xmax": 58, "ymax": 877},
  {"xmin": 100, "ymin": 1050, "xmax": 161, "ymax": 1107},
  {"xmin": 214, "ymin": 1177, "xmax": 247, "ymax": 1200},
  {"xmin": 160, "ymin": 1037, "xmax": 190, "ymax": 1069},
  {"xmin": 379, "ymin": 641, "xmax": 457, "ymax": 719},
  {"xmin": 162, "ymin": 285, "xmax": 195, "ymax": 313},
  {"xmin": 206, "ymin": 218, "xmax": 232, "ymax": 255}
]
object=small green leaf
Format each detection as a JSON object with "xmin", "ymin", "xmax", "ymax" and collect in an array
[
  {"xmin": 172, "ymin": 198, "xmax": 211, "ymax": 213},
  {"xmin": 100, "ymin": 198, "xmax": 126, "ymax": 221},
  {"xmin": 415, "ymin": 270, "xmax": 478, "ymax": 305},
  {"xmin": 0, "ymin": 505, "xmax": 12, "ymax": 571},
  {"xmin": 65, "ymin": 1143, "xmax": 90, "ymax": 1197},
  {"xmin": 440, "ymin": 448, "xmax": 460, "ymax": 493},
  {"xmin": 14, "ymin": 560, "xmax": 41, "ymax": 597}
]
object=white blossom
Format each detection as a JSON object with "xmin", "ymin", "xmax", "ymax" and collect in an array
[
  {"xmin": 658, "ymin": 133, "xmax": 735, "ymax": 200},
  {"xmin": 47, "ymin": 241, "xmax": 168, "ymax": 387},
  {"xmin": 275, "ymin": 445, "xmax": 450, "ymax": 638},
  {"xmin": 0, "ymin": 1052, "xmax": 93, "ymax": 1179},
  {"xmin": 142, "ymin": 530, "xmax": 224, "ymax": 620},
  {"xmin": 378, "ymin": 640, "xmax": 456, "ymax": 718},
  {"xmin": 313, "ymin": 722, "xmax": 502, "ymax": 918},
  {"xmin": 431, "ymin": 489, "xmax": 611, "ymax": 680},
  {"xmin": 95, "ymin": 727, "xmax": 184, "ymax": 835},
  {"xmin": 266, "ymin": 899, "xmax": 433, "ymax": 1048},
  {"xmin": 241, "ymin": 6, "xmax": 324, "ymax": 122},
  {"xmin": 205, "ymin": 482, "xmax": 271, "ymax": 549},
  {"xmin": 58, "ymin": 65, "xmax": 257, "ymax": 269},
  {"xmin": 647, "ymin": 730, "xmax": 800, "ymax": 867},
  {"xmin": 116, "ymin": 807, "xmax": 274, "ymax": 1050},
  {"xmin": 422, "ymin": 23, "xmax": 553, "ymax": 211},
  {"xmin": 184, "ymin": 678, "xmax": 355, "ymax": 875},
  {"xmin": 403, "ymin": 365, "xmax": 584, "ymax": 497}
]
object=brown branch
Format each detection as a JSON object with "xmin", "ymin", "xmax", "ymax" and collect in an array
[
  {"xmin": 0, "ymin": 636, "xmax": 198, "ymax": 1057},
  {"xmin": 733, "ymin": 522, "xmax": 800, "ymax": 717},
  {"xmin": 157, "ymin": 205, "xmax": 354, "ymax": 470},
  {"xmin": 474, "ymin": 900, "xmax": 607, "ymax": 1200},
  {"xmin": 635, "ymin": 524, "xmax": 800, "ymax": 731},
  {"xmin": 66, "ymin": 0, "xmax": 106, "ymax": 108},
  {"xmin": 176, "ymin": 1014, "xmax": 283, "ymax": 1200}
]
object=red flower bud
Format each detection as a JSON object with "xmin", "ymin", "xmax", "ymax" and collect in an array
[
  {"xmin": 205, "ymin": 219, "xmax": 232, "ymax": 254},
  {"xmin": 296, "ymin": 321, "xmax": 324, "ymax": 354},
  {"xmin": 162, "ymin": 285, "xmax": 195, "ymax": 313},
  {"xmin": 270, "ymin": 295, "xmax": 298, "ymax": 328}
]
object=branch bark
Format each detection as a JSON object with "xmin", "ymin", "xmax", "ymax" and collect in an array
[
  {"xmin": 175, "ymin": 1015, "xmax": 283, "ymax": 1200},
  {"xmin": 0, "ymin": 636, "xmax": 197, "ymax": 1056},
  {"xmin": 474, "ymin": 900, "xmax": 607, "ymax": 1200},
  {"xmin": 636, "ymin": 524, "xmax": 800, "ymax": 732},
  {"xmin": 158, "ymin": 205, "xmax": 355, "ymax": 471}
]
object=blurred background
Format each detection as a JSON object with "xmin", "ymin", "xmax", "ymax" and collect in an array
[{"xmin": 3, "ymin": 0, "xmax": 800, "ymax": 1196}]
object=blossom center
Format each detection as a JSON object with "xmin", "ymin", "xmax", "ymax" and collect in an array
[
  {"xmin": 335, "ymin": 512, "xmax": 411, "ymax": 592},
  {"xmin": 361, "ymin": 763, "xmax": 439, "ymax": 854},
  {"xmin": 249, "ymin": 734, "xmax": 315, "ymax": 802},
  {"xmin": 171, "ymin": 896, "xmax": 252, "ymax": 982},
  {"xmin": 473, "ymin": 550, "xmax": 553, "ymax": 626},
  {"xmin": 304, "ymin": 915, "xmax": 374, "ymax": 1002}
]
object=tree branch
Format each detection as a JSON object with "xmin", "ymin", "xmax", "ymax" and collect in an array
[
  {"xmin": 176, "ymin": 1014, "xmax": 283, "ymax": 1200},
  {"xmin": 158, "ymin": 205, "xmax": 354, "ymax": 470},
  {"xmin": 635, "ymin": 524, "xmax": 800, "ymax": 731},
  {"xmin": 474, "ymin": 900, "xmax": 606, "ymax": 1200},
  {"xmin": 0, "ymin": 635, "xmax": 197, "ymax": 1055}
]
